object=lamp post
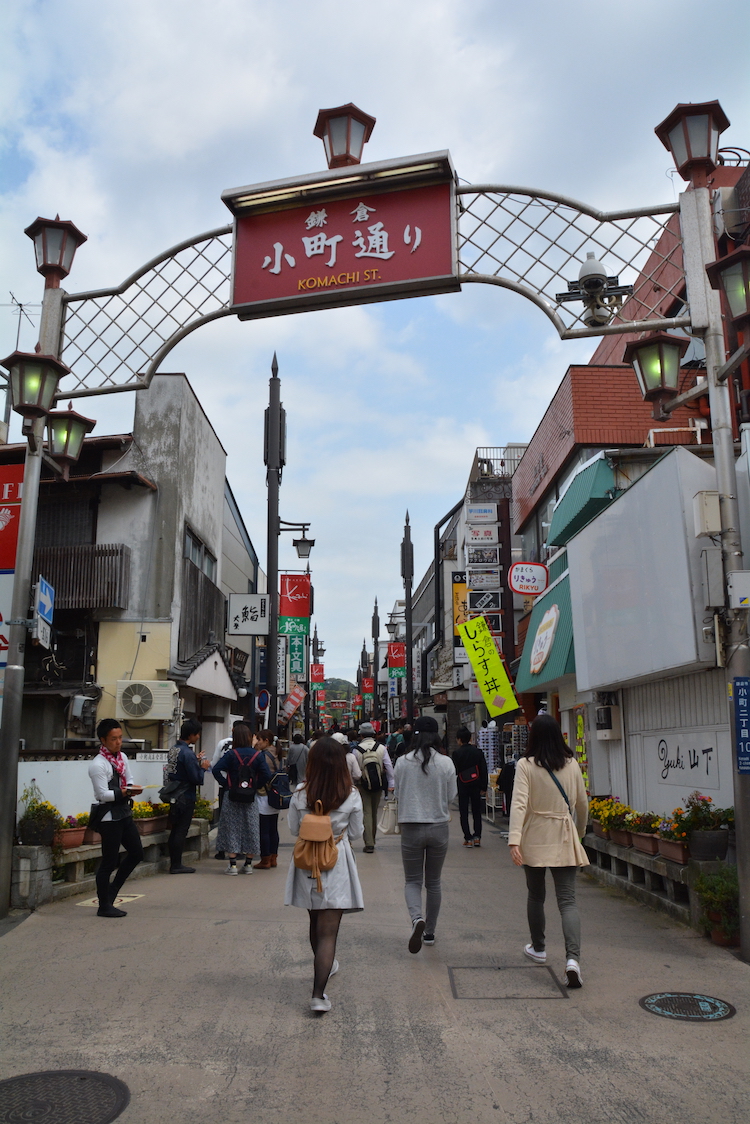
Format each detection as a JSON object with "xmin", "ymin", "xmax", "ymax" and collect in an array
[
  {"xmin": 263, "ymin": 355, "xmax": 315, "ymax": 731},
  {"xmin": 623, "ymin": 333, "xmax": 691, "ymax": 420},
  {"xmin": 401, "ymin": 513, "xmax": 414, "ymax": 725},
  {"xmin": 0, "ymin": 218, "xmax": 89, "ymax": 918},
  {"xmin": 372, "ymin": 597, "xmax": 380, "ymax": 724}
]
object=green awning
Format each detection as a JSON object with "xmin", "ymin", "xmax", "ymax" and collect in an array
[
  {"xmin": 514, "ymin": 573, "xmax": 575, "ymax": 693},
  {"xmin": 547, "ymin": 458, "xmax": 615, "ymax": 548}
]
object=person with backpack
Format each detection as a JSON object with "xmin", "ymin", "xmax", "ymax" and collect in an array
[
  {"xmin": 354, "ymin": 722, "xmax": 394, "ymax": 853},
  {"xmin": 452, "ymin": 727, "xmax": 488, "ymax": 847},
  {"xmin": 394, "ymin": 716, "xmax": 457, "ymax": 953},
  {"xmin": 253, "ymin": 729, "xmax": 287, "ymax": 869},
  {"xmin": 165, "ymin": 718, "xmax": 212, "ymax": 874},
  {"xmin": 212, "ymin": 723, "xmax": 271, "ymax": 874},
  {"xmin": 284, "ymin": 735, "xmax": 364, "ymax": 1013},
  {"xmin": 508, "ymin": 714, "xmax": 589, "ymax": 989},
  {"xmin": 286, "ymin": 732, "xmax": 309, "ymax": 788}
]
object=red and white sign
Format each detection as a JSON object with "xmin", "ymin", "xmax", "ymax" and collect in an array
[
  {"xmin": 361, "ymin": 677, "xmax": 374, "ymax": 693},
  {"xmin": 467, "ymin": 524, "xmax": 499, "ymax": 544},
  {"xmin": 353, "ymin": 694, "xmax": 363, "ymax": 706},
  {"xmin": 509, "ymin": 562, "xmax": 549, "ymax": 597},
  {"xmin": 0, "ymin": 465, "xmax": 25, "ymax": 668},
  {"xmin": 310, "ymin": 662, "xmax": 325, "ymax": 683},
  {"xmin": 279, "ymin": 574, "xmax": 311, "ymax": 618},
  {"xmin": 229, "ymin": 165, "xmax": 458, "ymax": 319},
  {"xmin": 281, "ymin": 682, "xmax": 307, "ymax": 719},
  {"xmin": 387, "ymin": 643, "xmax": 406, "ymax": 667},
  {"xmin": 317, "ymin": 690, "xmax": 326, "ymax": 703}
]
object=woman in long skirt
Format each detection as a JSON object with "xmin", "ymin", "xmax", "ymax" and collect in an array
[
  {"xmin": 285, "ymin": 736, "xmax": 364, "ymax": 1013},
  {"xmin": 212, "ymin": 724, "xmax": 271, "ymax": 874}
]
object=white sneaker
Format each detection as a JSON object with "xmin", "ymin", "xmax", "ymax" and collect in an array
[
  {"xmin": 566, "ymin": 959, "xmax": 583, "ymax": 988},
  {"xmin": 225, "ymin": 864, "xmax": 239, "ymax": 876},
  {"xmin": 524, "ymin": 943, "xmax": 546, "ymax": 964},
  {"xmin": 241, "ymin": 863, "xmax": 254, "ymax": 874},
  {"xmin": 328, "ymin": 959, "xmax": 339, "ymax": 978},
  {"xmin": 310, "ymin": 993, "xmax": 331, "ymax": 1013}
]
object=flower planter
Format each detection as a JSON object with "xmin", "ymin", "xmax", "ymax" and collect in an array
[
  {"xmin": 591, "ymin": 821, "xmax": 610, "ymax": 840},
  {"xmin": 631, "ymin": 831, "xmax": 659, "ymax": 855},
  {"xmin": 53, "ymin": 827, "xmax": 87, "ymax": 849},
  {"xmin": 135, "ymin": 816, "xmax": 169, "ymax": 836},
  {"xmin": 609, "ymin": 829, "xmax": 632, "ymax": 847},
  {"xmin": 707, "ymin": 911, "xmax": 739, "ymax": 947},
  {"xmin": 18, "ymin": 821, "xmax": 56, "ymax": 846},
  {"xmin": 689, "ymin": 830, "xmax": 728, "ymax": 862},
  {"xmin": 657, "ymin": 838, "xmax": 689, "ymax": 863},
  {"xmin": 83, "ymin": 827, "xmax": 99, "ymax": 844}
]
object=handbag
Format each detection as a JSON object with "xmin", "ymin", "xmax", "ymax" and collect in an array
[
  {"xmin": 377, "ymin": 797, "xmax": 400, "ymax": 835},
  {"xmin": 458, "ymin": 765, "xmax": 480, "ymax": 785},
  {"xmin": 267, "ymin": 769, "xmax": 292, "ymax": 810},
  {"xmin": 158, "ymin": 778, "xmax": 190, "ymax": 805}
]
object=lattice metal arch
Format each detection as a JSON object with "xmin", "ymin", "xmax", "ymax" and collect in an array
[{"xmin": 58, "ymin": 187, "xmax": 691, "ymax": 399}]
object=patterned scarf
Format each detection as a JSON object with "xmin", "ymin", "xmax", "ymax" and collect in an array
[{"xmin": 99, "ymin": 746, "xmax": 127, "ymax": 792}]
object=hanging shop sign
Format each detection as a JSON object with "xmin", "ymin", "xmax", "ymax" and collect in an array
[
  {"xmin": 278, "ymin": 616, "xmax": 310, "ymax": 636},
  {"xmin": 281, "ymin": 682, "xmax": 307, "ymax": 719},
  {"xmin": 277, "ymin": 636, "xmax": 287, "ymax": 695},
  {"xmin": 225, "ymin": 153, "xmax": 459, "ymax": 320},
  {"xmin": 572, "ymin": 704, "xmax": 591, "ymax": 795},
  {"xmin": 310, "ymin": 662, "xmax": 325, "ymax": 682},
  {"xmin": 466, "ymin": 546, "xmax": 499, "ymax": 566},
  {"xmin": 469, "ymin": 590, "xmax": 501, "ymax": 612},
  {"xmin": 353, "ymin": 694, "xmax": 363, "ymax": 706},
  {"xmin": 228, "ymin": 592, "xmax": 269, "ymax": 635},
  {"xmin": 467, "ymin": 568, "xmax": 501, "ymax": 591},
  {"xmin": 452, "ymin": 571, "xmax": 469, "ymax": 634},
  {"xmin": 529, "ymin": 604, "xmax": 560, "ymax": 675},
  {"xmin": 458, "ymin": 615, "xmax": 518, "ymax": 718},
  {"xmin": 387, "ymin": 643, "xmax": 406, "ymax": 678},
  {"xmin": 465, "ymin": 503, "xmax": 497, "ymax": 524},
  {"xmin": 508, "ymin": 562, "xmax": 549, "ymax": 597},
  {"xmin": 0, "ymin": 464, "xmax": 25, "ymax": 671},
  {"xmin": 467, "ymin": 524, "xmax": 499, "ymax": 544},
  {"xmin": 289, "ymin": 634, "xmax": 306, "ymax": 679},
  {"xmin": 279, "ymin": 574, "xmax": 311, "ymax": 618},
  {"xmin": 316, "ymin": 690, "xmax": 326, "ymax": 703},
  {"xmin": 361, "ymin": 677, "xmax": 374, "ymax": 693}
]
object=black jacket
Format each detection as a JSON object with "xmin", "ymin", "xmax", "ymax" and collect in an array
[{"xmin": 452, "ymin": 745, "xmax": 488, "ymax": 789}]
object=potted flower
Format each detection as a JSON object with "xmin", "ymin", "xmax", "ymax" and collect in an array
[
  {"xmin": 131, "ymin": 801, "xmax": 170, "ymax": 835},
  {"xmin": 657, "ymin": 810, "xmax": 690, "ymax": 863},
  {"xmin": 681, "ymin": 792, "xmax": 733, "ymax": 861},
  {"xmin": 17, "ymin": 781, "xmax": 63, "ymax": 846},
  {"xmin": 588, "ymin": 797, "xmax": 616, "ymax": 839},
  {"xmin": 608, "ymin": 803, "xmax": 635, "ymax": 847},
  {"xmin": 625, "ymin": 811, "xmax": 661, "ymax": 854},
  {"xmin": 54, "ymin": 815, "xmax": 88, "ymax": 850},
  {"xmin": 693, "ymin": 865, "xmax": 739, "ymax": 947},
  {"xmin": 192, "ymin": 796, "xmax": 215, "ymax": 822}
]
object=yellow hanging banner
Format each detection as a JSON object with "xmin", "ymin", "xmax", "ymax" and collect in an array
[{"xmin": 458, "ymin": 615, "xmax": 519, "ymax": 718}]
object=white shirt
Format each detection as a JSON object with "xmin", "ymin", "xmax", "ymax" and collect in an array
[
  {"xmin": 88, "ymin": 751, "xmax": 135, "ymax": 822},
  {"xmin": 212, "ymin": 736, "xmax": 233, "ymax": 767}
]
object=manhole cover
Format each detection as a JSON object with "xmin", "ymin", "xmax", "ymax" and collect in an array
[
  {"xmin": 639, "ymin": 992, "xmax": 736, "ymax": 1021},
  {"xmin": 0, "ymin": 1070, "xmax": 129, "ymax": 1123}
]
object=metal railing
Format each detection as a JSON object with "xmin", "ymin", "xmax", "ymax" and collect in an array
[
  {"xmin": 32, "ymin": 543, "xmax": 131, "ymax": 609},
  {"xmin": 471, "ymin": 446, "xmax": 528, "ymax": 479}
]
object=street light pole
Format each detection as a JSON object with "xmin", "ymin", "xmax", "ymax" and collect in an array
[
  {"xmin": 372, "ymin": 597, "xmax": 380, "ymax": 725},
  {"xmin": 264, "ymin": 354, "xmax": 284, "ymax": 732},
  {"xmin": 401, "ymin": 512, "xmax": 414, "ymax": 725}
]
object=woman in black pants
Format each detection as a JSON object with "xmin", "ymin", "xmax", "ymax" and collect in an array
[{"xmin": 88, "ymin": 719, "xmax": 144, "ymax": 918}]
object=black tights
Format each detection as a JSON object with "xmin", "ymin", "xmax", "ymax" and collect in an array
[{"xmin": 308, "ymin": 908, "xmax": 343, "ymax": 998}]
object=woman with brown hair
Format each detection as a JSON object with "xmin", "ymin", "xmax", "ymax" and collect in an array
[{"xmin": 284, "ymin": 736, "xmax": 364, "ymax": 1013}]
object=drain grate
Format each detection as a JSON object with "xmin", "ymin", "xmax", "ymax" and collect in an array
[
  {"xmin": 0, "ymin": 1070, "xmax": 130, "ymax": 1123},
  {"xmin": 639, "ymin": 992, "xmax": 736, "ymax": 1022}
]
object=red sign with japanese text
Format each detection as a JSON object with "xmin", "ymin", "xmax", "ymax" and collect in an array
[
  {"xmin": 361, "ymin": 677, "xmax": 374, "ymax": 693},
  {"xmin": 317, "ymin": 690, "xmax": 326, "ymax": 703},
  {"xmin": 281, "ymin": 682, "xmax": 307, "ymax": 719},
  {"xmin": 387, "ymin": 643, "xmax": 406, "ymax": 668},
  {"xmin": 353, "ymin": 694, "xmax": 363, "ymax": 706},
  {"xmin": 310, "ymin": 663, "xmax": 325, "ymax": 683},
  {"xmin": 232, "ymin": 183, "xmax": 457, "ymax": 317},
  {"xmin": 0, "ymin": 465, "xmax": 24, "ymax": 571},
  {"xmin": 279, "ymin": 574, "xmax": 311, "ymax": 618}
]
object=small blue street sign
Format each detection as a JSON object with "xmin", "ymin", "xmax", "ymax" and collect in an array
[
  {"xmin": 733, "ymin": 676, "xmax": 750, "ymax": 774},
  {"xmin": 36, "ymin": 576, "xmax": 55, "ymax": 624}
]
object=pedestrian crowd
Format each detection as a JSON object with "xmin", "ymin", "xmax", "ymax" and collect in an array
[{"xmin": 87, "ymin": 709, "xmax": 588, "ymax": 1010}]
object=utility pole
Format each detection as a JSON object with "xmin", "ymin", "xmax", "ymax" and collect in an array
[
  {"xmin": 401, "ymin": 512, "xmax": 414, "ymax": 725},
  {"xmin": 264, "ymin": 354, "xmax": 285, "ymax": 732},
  {"xmin": 372, "ymin": 597, "xmax": 380, "ymax": 725}
]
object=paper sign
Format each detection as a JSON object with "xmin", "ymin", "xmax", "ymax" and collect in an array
[{"xmin": 458, "ymin": 615, "xmax": 518, "ymax": 718}]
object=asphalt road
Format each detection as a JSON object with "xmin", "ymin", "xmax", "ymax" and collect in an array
[{"xmin": 1, "ymin": 811, "xmax": 748, "ymax": 1124}]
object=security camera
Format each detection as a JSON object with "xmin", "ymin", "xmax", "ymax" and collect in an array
[
  {"xmin": 582, "ymin": 300, "xmax": 613, "ymax": 328},
  {"xmin": 578, "ymin": 252, "xmax": 608, "ymax": 297}
]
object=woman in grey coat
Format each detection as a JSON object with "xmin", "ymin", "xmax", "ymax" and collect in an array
[
  {"xmin": 394, "ymin": 716, "xmax": 457, "ymax": 953},
  {"xmin": 285, "ymin": 736, "xmax": 364, "ymax": 1013}
]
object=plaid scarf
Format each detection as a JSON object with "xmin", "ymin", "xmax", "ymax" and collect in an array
[{"xmin": 99, "ymin": 746, "xmax": 127, "ymax": 792}]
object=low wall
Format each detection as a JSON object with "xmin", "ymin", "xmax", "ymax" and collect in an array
[{"xmin": 11, "ymin": 820, "xmax": 210, "ymax": 910}]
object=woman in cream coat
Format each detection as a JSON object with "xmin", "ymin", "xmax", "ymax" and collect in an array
[{"xmin": 508, "ymin": 714, "xmax": 589, "ymax": 988}]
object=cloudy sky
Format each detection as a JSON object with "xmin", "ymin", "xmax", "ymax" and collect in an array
[{"xmin": 2, "ymin": 0, "xmax": 749, "ymax": 681}]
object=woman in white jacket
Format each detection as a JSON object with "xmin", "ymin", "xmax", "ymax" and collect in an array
[{"xmin": 508, "ymin": 714, "xmax": 589, "ymax": 988}]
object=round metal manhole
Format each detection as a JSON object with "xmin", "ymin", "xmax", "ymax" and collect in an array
[
  {"xmin": 639, "ymin": 992, "xmax": 736, "ymax": 1022},
  {"xmin": 0, "ymin": 1070, "xmax": 130, "ymax": 1123}
]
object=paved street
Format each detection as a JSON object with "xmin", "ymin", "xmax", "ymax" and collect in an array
[{"xmin": 1, "ymin": 812, "xmax": 748, "ymax": 1124}]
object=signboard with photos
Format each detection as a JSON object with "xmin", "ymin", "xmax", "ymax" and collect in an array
[
  {"xmin": 467, "ymin": 545, "xmax": 499, "ymax": 565},
  {"xmin": 467, "ymin": 567, "xmax": 500, "ymax": 591}
]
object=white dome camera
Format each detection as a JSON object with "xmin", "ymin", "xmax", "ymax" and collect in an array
[
  {"xmin": 578, "ymin": 252, "xmax": 608, "ymax": 297},
  {"xmin": 582, "ymin": 301, "xmax": 613, "ymax": 328}
]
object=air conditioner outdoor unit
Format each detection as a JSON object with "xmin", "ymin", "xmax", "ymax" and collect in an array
[{"xmin": 116, "ymin": 680, "xmax": 179, "ymax": 721}]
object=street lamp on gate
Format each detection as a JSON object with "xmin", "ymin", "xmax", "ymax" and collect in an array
[
  {"xmin": 624, "ymin": 333, "xmax": 691, "ymax": 420},
  {"xmin": 313, "ymin": 104, "xmax": 376, "ymax": 169}
]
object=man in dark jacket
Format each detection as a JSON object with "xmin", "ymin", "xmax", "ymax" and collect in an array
[
  {"xmin": 166, "ymin": 718, "xmax": 211, "ymax": 873},
  {"xmin": 452, "ymin": 727, "xmax": 488, "ymax": 847}
]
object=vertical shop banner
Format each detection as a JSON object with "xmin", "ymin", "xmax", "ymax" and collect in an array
[
  {"xmin": 572, "ymin": 704, "xmax": 590, "ymax": 794},
  {"xmin": 316, "ymin": 689, "xmax": 326, "ymax": 703},
  {"xmin": 452, "ymin": 571, "xmax": 468, "ymax": 635},
  {"xmin": 278, "ymin": 615, "xmax": 310, "ymax": 636},
  {"xmin": 387, "ymin": 643, "xmax": 406, "ymax": 678},
  {"xmin": 0, "ymin": 465, "xmax": 25, "ymax": 672},
  {"xmin": 458, "ymin": 615, "xmax": 518, "ymax": 718},
  {"xmin": 281, "ymin": 682, "xmax": 307, "ymax": 719},
  {"xmin": 353, "ymin": 694, "xmax": 363, "ymax": 706},
  {"xmin": 310, "ymin": 663, "xmax": 325, "ymax": 683},
  {"xmin": 277, "ymin": 637, "xmax": 287, "ymax": 695},
  {"xmin": 289, "ymin": 635, "xmax": 306, "ymax": 679},
  {"xmin": 361, "ymin": 677, "xmax": 374, "ymax": 694},
  {"xmin": 279, "ymin": 574, "xmax": 311, "ymax": 617}
]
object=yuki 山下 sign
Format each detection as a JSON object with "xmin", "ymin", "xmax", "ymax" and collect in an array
[{"xmin": 223, "ymin": 152, "xmax": 458, "ymax": 319}]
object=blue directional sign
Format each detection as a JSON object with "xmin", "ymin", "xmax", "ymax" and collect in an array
[{"xmin": 36, "ymin": 576, "xmax": 55, "ymax": 624}]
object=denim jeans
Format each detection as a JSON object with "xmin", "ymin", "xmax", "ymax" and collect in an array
[
  {"xmin": 400, "ymin": 821, "xmax": 450, "ymax": 934},
  {"xmin": 259, "ymin": 813, "xmax": 279, "ymax": 856},
  {"xmin": 524, "ymin": 865, "xmax": 581, "ymax": 961},
  {"xmin": 458, "ymin": 787, "xmax": 483, "ymax": 840},
  {"xmin": 168, "ymin": 797, "xmax": 196, "ymax": 868}
]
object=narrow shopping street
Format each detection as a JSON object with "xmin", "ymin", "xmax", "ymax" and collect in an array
[{"xmin": 1, "ymin": 811, "xmax": 747, "ymax": 1124}]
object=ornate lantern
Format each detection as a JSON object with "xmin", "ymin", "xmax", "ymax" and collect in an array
[
  {"xmin": 706, "ymin": 245, "xmax": 750, "ymax": 327},
  {"xmin": 46, "ymin": 401, "xmax": 96, "ymax": 478},
  {"xmin": 654, "ymin": 101, "xmax": 730, "ymax": 187},
  {"xmin": 623, "ymin": 332, "xmax": 690, "ymax": 419},
  {"xmin": 0, "ymin": 351, "xmax": 69, "ymax": 419},
  {"xmin": 314, "ymin": 104, "xmax": 376, "ymax": 168},
  {"xmin": 24, "ymin": 216, "xmax": 87, "ymax": 287}
]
